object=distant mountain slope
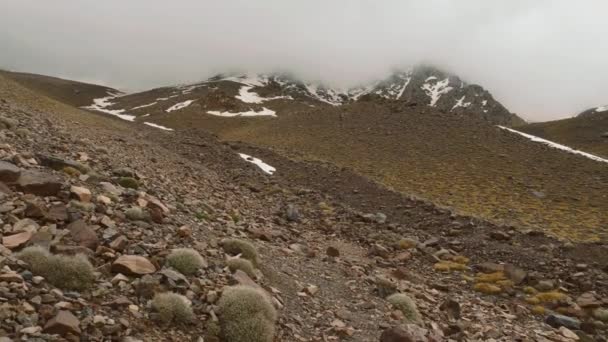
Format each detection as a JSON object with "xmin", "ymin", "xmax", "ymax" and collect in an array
[
  {"xmin": 0, "ymin": 70, "xmax": 120, "ymax": 107},
  {"xmin": 88, "ymin": 65, "xmax": 524, "ymax": 127},
  {"xmin": 518, "ymin": 107, "xmax": 608, "ymax": 158}
]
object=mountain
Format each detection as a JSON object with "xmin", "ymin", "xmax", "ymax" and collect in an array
[
  {"xmin": 1, "ymin": 70, "xmax": 607, "ymax": 341},
  {"xmin": 0, "ymin": 70, "xmax": 119, "ymax": 107},
  {"xmin": 518, "ymin": 105, "xmax": 608, "ymax": 158},
  {"xmin": 87, "ymin": 65, "xmax": 524, "ymax": 127}
]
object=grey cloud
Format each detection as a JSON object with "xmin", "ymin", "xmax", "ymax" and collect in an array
[{"xmin": 1, "ymin": 0, "xmax": 607, "ymax": 121}]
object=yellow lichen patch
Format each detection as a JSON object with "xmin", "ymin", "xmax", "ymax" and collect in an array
[
  {"xmin": 525, "ymin": 297, "xmax": 541, "ymax": 305},
  {"xmin": 534, "ymin": 291, "xmax": 567, "ymax": 303},
  {"xmin": 496, "ymin": 280, "xmax": 514, "ymax": 288},
  {"xmin": 434, "ymin": 261, "xmax": 467, "ymax": 272},
  {"xmin": 451, "ymin": 255, "xmax": 470, "ymax": 265},
  {"xmin": 398, "ymin": 239, "xmax": 418, "ymax": 250},
  {"xmin": 531, "ymin": 306, "xmax": 545, "ymax": 315},
  {"xmin": 475, "ymin": 271, "xmax": 506, "ymax": 283},
  {"xmin": 473, "ymin": 283, "xmax": 502, "ymax": 295},
  {"xmin": 523, "ymin": 286, "xmax": 538, "ymax": 295},
  {"xmin": 62, "ymin": 166, "xmax": 81, "ymax": 177}
]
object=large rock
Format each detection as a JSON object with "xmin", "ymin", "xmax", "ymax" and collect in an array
[
  {"xmin": 0, "ymin": 161, "xmax": 20, "ymax": 183},
  {"xmin": 43, "ymin": 310, "xmax": 81, "ymax": 336},
  {"xmin": 70, "ymin": 185, "xmax": 92, "ymax": 203},
  {"xmin": 380, "ymin": 325, "xmax": 433, "ymax": 342},
  {"xmin": 2, "ymin": 231, "xmax": 33, "ymax": 249},
  {"xmin": 546, "ymin": 314, "xmax": 581, "ymax": 330},
  {"xmin": 112, "ymin": 255, "xmax": 156, "ymax": 276},
  {"xmin": 36, "ymin": 154, "xmax": 88, "ymax": 173},
  {"xmin": 67, "ymin": 220, "xmax": 99, "ymax": 250},
  {"xmin": 17, "ymin": 171, "xmax": 62, "ymax": 196}
]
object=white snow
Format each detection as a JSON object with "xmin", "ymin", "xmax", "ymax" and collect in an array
[
  {"xmin": 451, "ymin": 95, "xmax": 472, "ymax": 111},
  {"xmin": 144, "ymin": 122, "xmax": 174, "ymax": 131},
  {"xmin": 235, "ymin": 85, "xmax": 292, "ymax": 104},
  {"xmin": 206, "ymin": 107, "xmax": 276, "ymax": 117},
  {"xmin": 425, "ymin": 76, "xmax": 437, "ymax": 82},
  {"xmin": 498, "ymin": 126, "xmax": 608, "ymax": 164},
  {"xmin": 304, "ymin": 83, "xmax": 343, "ymax": 106},
  {"xmin": 482, "ymin": 100, "xmax": 488, "ymax": 106},
  {"xmin": 238, "ymin": 153, "xmax": 276, "ymax": 175},
  {"xmin": 82, "ymin": 93, "xmax": 136, "ymax": 122},
  {"xmin": 131, "ymin": 102, "xmax": 157, "ymax": 110},
  {"xmin": 156, "ymin": 95, "xmax": 179, "ymax": 101},
  {"xmin": 421, "ymin": 78, "xmax": 453, "ymax": 106},
  {"xmin": 141, "ymin": 114, "xmax": 150, "ymax": 117},
  {"xmin": 595, "ymin": 105, "xmax": 608, "ymax": 112},
  {"xmin": 166, "ymin": 100, "xmax": 195, "ymax": 112}
]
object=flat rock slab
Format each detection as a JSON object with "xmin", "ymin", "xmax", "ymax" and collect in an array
[
  {"xmin": 0, "ymin": 161, "xmax": 20, "ymax": 183},
  {"xmin": 112, "ymin": 255, "xmax": 156, "ymax": 276},
  {"xmin": 17, "ymin": 170, "xmax": 62, "ymax": 196},
  {"xmin": 2, "ymin": 231, "xmax": 33, "ymax": 249}
]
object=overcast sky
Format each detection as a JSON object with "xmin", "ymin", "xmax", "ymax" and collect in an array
[{"xmin": 1, "ymin": 0, "xmax": 607, "ymax": 121}]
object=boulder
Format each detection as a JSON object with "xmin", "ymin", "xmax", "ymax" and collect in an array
[
  {"xmin": 43, "ymin": 310, "xmax": 81, "ymax": 336},
  {"xmin": 17, "ymin": 171, "xmax": 62, "ymax": 196},
  {"xmin": 546, "ymin": 314, "xmax": 581, "ymax": 330},
  {"xmin": 0, "ymin": 161, "xmax": 20, "ymax": 183},
  {"xmin": 112, "ymin": 255, "xmax": 156, "ymax": 276},
  {"xmin": 36, "ymin": 154, "xmax": 88, "ymax": 173}
]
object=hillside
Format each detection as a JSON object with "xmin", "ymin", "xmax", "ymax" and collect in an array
[
  {"xmin": 519, "ymin": 107, "xmax": 608, "ymax": 158},
  {"xmin": 0, "ymin": 70, "xmax": 120, "ymax": 107},
  {"xmin": 0, "ymin": 72, "xmax": 606, "ymax": 341}
]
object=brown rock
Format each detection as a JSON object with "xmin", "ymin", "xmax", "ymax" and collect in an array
[
  {"xmin": 0, "ymin": 182, "xmax": 11, "ymax": 195},
  {"xmin": 504, "ymin": 264, "xmax": 527, "ymax": 285},
  {"xmin": 145, "ymin": 195, "xmax": 169, "ymax": 214},
  {"xmin": 67, "ymin": 220, "xmax": 99, "ymax": 250},
  {"xmin": 70, "ymin": 186, "xmax": 92, "ymax": 203},
  {"xmin": 17, "ymin": 171, "xmax": 62, "ymax": 196},
  {"xmin": 24, "ymin": 196, "xmax": 47, "ymax": 218},
  {"xmin": 0, "ymin": 161, "xmax": 20, "ymax": 183},
  {"xmin": 326, "ymin": 246, "xmax": 340, "ymax": 257},
  {"xmin": 112, "ymin": 255, "xmax": 156, "ymax": 276},
  {"xmin": 2, "ymin": 231, "xmax": 33, "ymax": 249},
  {"xmin": 177, "ymin": 225, "xmax": 192, "ymax": 238},
  {"xmin": 489, "ymin": 231, "xmax": 510, "ymax": 241},
  {"xmin": 149, "ymin": 206, "xmax": 164, "ymax": 224},
  {"xmin": 577, "ymin": 292, "xmax": 601, "ymax": 308},
  {"xmin": 380, "ymin": 326, "xmax": 414, "ymax": 342},
  {"xmin": 230, "ymin": 269, "xmax": 261, "ymax": 289},
  {"xmin": 0, "ymin": 272, "xmax": 24, "ymax": 283},
  {"xmin": 476, "ymin": 262, "xmax": 504, "ymax": 274},
  {"xmin": 109, "ymin": 235, "xmax": 129, "ymax": 251},
  {"xmin": 43, "ymin": 310, "xmax": 81, "ymax": 336},
  {"xmin": 46, "ymin": 203, "xmax": 68, "ymax": 222}
]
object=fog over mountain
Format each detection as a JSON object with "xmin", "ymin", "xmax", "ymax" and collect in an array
[{"xmin": 1, "ymin": 0, "xmax": 607, "ymax": 121}]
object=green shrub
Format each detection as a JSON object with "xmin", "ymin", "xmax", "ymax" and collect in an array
[
  {"xmin": 386, "ymin": 293, "xmax": 421, "ymax": 323},
  {"xmin": 226, "ymin": 258, "xmax": 256, "ymax": 278},
  {"xmin": 62, "ymin": 166, "xmax": 81, "ymax": 177},
  {"xmin": 18, "ymin": 246, "xmax": 95, "ymax": 291},
  {"xmin": 166, "ymin": 248, "xmax": 205, "ymax": 275},
  {"xmin": 118, "ymin": 177, "xmax": 139, "ymax": 189},
  {"xmin": 218, "ymin": 285, "xmax": 277, "ymax": 342},
  {"xmin": 152, "ymin": 292, "xmax": 194, "ymax": 324},
  {"xmin": 220, "ymin": 239, "xmax": 259, "ymax": 266}
]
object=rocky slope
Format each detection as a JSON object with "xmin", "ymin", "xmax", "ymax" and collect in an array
[{"xmin": 0, "ymin": 72, "xmax": 607, "ymax": 341}]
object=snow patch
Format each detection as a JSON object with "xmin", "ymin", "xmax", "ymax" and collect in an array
[
  {"xmin": 206, "ymin": 107, "xmax": 276, "ymax": 117},
  {"xmin": 236, "ymin": 85, "xmax": 292, "ymax": 104},
  {"xmin": 451, "ymin": 96, "xmax": 472, "ymax": 111},
  {"xmin": 595, "ymin": 105, "xmax": 608, "ymax": 112},
  {"xmin": 166, "ymin": 100, "xmax": 195, "ymax": 112},
  {"xmin": 238, "ymin": 153, "xmax": 275, "ymax": 175},
  {"xmin": 83, "ymin": 94, "xmax": 136, "ymax": 122},
  {"xmin": 131, "ymin": 102, "xmax": 157, "ymax": 110},
  {"xmin": 304, "ymin": 84, "xmax": 343, "ymax": 106},
  {"xmin": 421, "ymin": 78, "xmax": 453, "ymax": 106},
  {"xmin": 144, "ymin": 122, "xmax": 174, "ymax": 131},
  {"xmin": 498, "ymin": 126, "xmax": 608, "ymax": 164},
  {"xmin": 156, "ymin": 95, "xmax": 179, "ymax": 101},
  {"xmin": 141, "ymin": 114, "xmax": 150, "ymax": 117},
  {"xmin": 482, "ymin": 100, "xmax": 488, "ymax": 106}
]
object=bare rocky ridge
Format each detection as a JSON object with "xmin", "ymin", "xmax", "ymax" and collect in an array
[{"xmin": 0, "ymin": 72, "xmax": 606, "ymax": 341}]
